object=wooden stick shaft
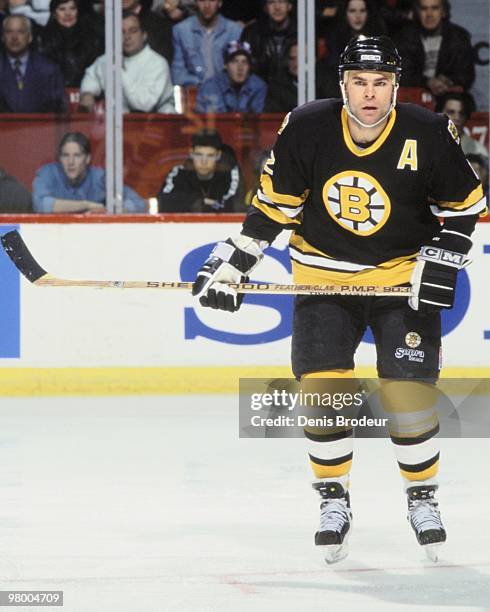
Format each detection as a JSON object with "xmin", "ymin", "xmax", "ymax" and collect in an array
[{"xmin": 36, "ymin": 276, "xmax": 412, "ymax": 297}]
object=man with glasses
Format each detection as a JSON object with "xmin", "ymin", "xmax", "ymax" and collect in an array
[
  {"xmin": 157, "ymin": 129, "xmax": 242, "ymax": 212},
  {"xmin": 240, "ymin": 0, "xmax": 296, "ymax": 82}
]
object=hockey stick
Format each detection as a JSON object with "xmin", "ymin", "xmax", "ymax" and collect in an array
[{"xmin": 0, "ymin": 230, "xmax": 413, "ymax": 297}]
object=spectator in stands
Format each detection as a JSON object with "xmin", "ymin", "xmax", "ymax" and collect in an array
[
  {"xmin": 40, "ymin": 0, "xmax": 103, "ymax": 87},
  {"xmin": 0, "ymin": 166, "xmax": 32, "ymax": 212},
  {"xmin": 264, "ymin": 39, "xmax": 297, "ymax": 112},
  {"xmin": 171, "ymin": 0, "xmax": 242, "ymax": 86},
  {"xmin": 377, "ymin": 0, "xmax": 413, "ymax": 37},
  {"xmin": 157, "ymin": 129, "xmax": 241, "ymax": 212},
  {"xmin": 32, "ymin": 132, "xmax": 146, "ymax": 213},
  {"xmin": 220, "ymin": 0, "xmax": 262, "ymax": 26},
  {"xmin": 0, "ymin": 15, "xmax": 65, "ymax": 112},
  {"xmin": 241, "ymin": 0, "xmax": 296, "ymax": 82},
  {"xmin": 322, "ymin": 0, "xmax": 386, "ymax": 72},
  {"xmin": 156, "ymin": 0, "xmax": 196, "ymax": 23},
  {"xmin": 123, "ymin": 0, "xmax": 173, "ymax": 63},
  {"xmin": 79, "ymin": 12, "xmax": 175, "ymax": 113},
  {"xmin": 466, "ymin": 154, "xmax": 488, "ymax": 199},
  {"xmin": 395, "ymin": 0, "xmax": 475, "ymax": 96},
  {"xmin": 7, "ymin": 0, "xmax": 50, "ymax": 26},
  {"xmin": 195, "ymin": 40, "xmax": 267, "ymax": 113},
  {"xmin": 436, "ymin": 92, "xmax": 488, "ymax": 158}
]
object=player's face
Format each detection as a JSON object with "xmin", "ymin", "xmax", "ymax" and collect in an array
[
  {"xmin": 59, "ymin": 142, "xmax": 91, "ymax": 183},
  {"xmin": 226, "ymin": 54, "xmax": 250, "ymax": 84},
  {"xmin": 196, "ymin": 0, "xmax": 222, "ymax": 22},
  {"xmin": 344, "ymin": 71, "xmax": 394, "ymax": 126},
  {"xmin": 346, "ymin": 0, "xmax": 368, "ymax": 31},
  {"xmin": 2, "ymin": 17, "xmax": 32, "ymax": 56},
  {"xmin": 55, "ymin": 0, "xmax": 78, "ymax": 28},
  {"xmin": 288, "ymin": 44, "xmax": 298, "ymax": 77},
  {"xmin": 417, "ymin": 0, "xmax": 445, "ymax": 31},
  {"xmin": 442, "ymin": 99, "xmax": 466, "ymax": 133},
  {"xmin": 265, "ymin": 0, "xmax": 292, "ymax": 24},
  {"xmin": 191, "ymin": 146, "xmax": 221, "ymax": 178},
  {"xmin": 122, "ymin": 16, "xmax": 146, "ymax": 56}
]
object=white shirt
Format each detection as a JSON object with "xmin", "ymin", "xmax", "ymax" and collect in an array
[
  {"xmin": 461, "ymin": 131, "xmax": 489, "ymax": 159},
  {"xmin": 80, "ymin": 44, "xmax": 176, "ymax": 113},
  {"xmin": 10, "ymin": 0, "xmax": 50, "ymax": 27}
]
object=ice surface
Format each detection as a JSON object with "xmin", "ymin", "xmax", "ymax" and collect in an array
[{"xmin": 0, "ymin": 395, "xmax": 488, "ymax": 612}]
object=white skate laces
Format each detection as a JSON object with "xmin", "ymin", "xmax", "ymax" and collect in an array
[
  {"xmin": 312, "ymin": 480, "xmax": 352, "ymax": 564},
  {"xmin": 406, "ymin": 484, "xmax": 447, "ymax": 561}
]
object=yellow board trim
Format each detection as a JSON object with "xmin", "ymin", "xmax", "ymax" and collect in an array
[
  {"xmin": 341, "ymin": 107, "xmax": 396, "ymax": 157},
  {"xmin": 0, "ymin": 367, "xmax": 487, "ymax": 397}
]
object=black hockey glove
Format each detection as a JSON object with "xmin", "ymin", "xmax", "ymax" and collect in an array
[
  {"xmin": 192, "ymin": 236, "xmax": 264, "ymax": 312},
  {"xmin": 409, "ymin": 232, "xmax": 471, "ymax": 315}
]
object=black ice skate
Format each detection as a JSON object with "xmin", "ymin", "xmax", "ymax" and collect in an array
[
  {"xmin": 407, "ymin": 484, "xmax": 447, "ymax": 562},
  {"xmin": 312, "ymin": 480, "xmax": 352, "ymax": 564}
]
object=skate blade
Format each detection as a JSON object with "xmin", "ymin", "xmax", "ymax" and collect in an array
[
  {"xmin": 423, "ymin": 543, "xmax": 443, "ymax": 563},
  {"xmin": 321, "ymin": 542, "xmax": 349, "ymax": 564}
]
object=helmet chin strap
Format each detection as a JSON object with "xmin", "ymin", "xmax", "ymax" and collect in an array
[{"xmin": 340, "ymin": 80, "xmax": 399, "ymax": 129}]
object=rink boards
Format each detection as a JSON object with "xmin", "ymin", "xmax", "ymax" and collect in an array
[{"xmin": 0, "ymin": 220, "xmax": 489, "ymax": 395}]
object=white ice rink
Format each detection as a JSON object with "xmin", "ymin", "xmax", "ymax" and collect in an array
[{"xmin": 0, "ymin": 395, "xmax": 488, "ymax": 612}]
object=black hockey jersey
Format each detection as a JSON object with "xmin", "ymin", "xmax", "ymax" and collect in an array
[{"xmin": 243, "ymin": 99, "xmax": 487, "ymax": 286}]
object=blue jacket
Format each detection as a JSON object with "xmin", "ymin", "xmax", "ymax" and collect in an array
[
  {"xmin": 171, "ymin": 15, "xmax": 243, "ymax": 86},
  {"xmin": 0, "ymin": 50, "xmax": 65, "ymax": 113},
  {"xmin": 32, "ymin": 163, "xmax": 146, "ymax": 213},
  {"xmin": 195, "ymin": 70, "xmax": 267, "ymax": 113}
]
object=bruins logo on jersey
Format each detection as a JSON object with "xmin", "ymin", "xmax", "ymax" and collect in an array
[{"xmin": 322, "ymin": 171, "xmax": 391, "ymax": 236}]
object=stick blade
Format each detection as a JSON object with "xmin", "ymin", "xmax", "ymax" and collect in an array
[{"xmin": 1, "ymin": 230, "xmax": 47, "ymax": 282}]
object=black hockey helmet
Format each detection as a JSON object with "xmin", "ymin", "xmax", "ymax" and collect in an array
[{"xmin": 338, "ymin": 35, "xmax": 402, "ymax": 82}]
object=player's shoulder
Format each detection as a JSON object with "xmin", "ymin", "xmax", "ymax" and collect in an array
[
  {"xmin": 396, "ymin": 102, "xmax": 446, "ymax": 128},
  {"xmin": 284, "ymin": 98, "xmax": 342, "ymax": 135}
]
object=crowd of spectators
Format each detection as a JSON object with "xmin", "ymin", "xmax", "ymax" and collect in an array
[
  {"xmin": 0, "ymin": 0, "xmax": 484, "ymax": 114},
  {"xmin": 0, "ymin": 0, "xmax": 487, "ymax": 214}
]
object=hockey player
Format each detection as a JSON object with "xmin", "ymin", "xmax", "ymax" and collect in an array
[{"xmin": 192, "ymin": 36, "xmax": 487, "ymax": 563}]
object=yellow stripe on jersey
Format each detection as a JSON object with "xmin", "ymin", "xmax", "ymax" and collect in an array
[
  {"xmin": 431, "ymin": 184, "xmax": 485, "ymax": 212},
  {"xmin": 289, "ymin": 234, "xmax": 417, "ymax": 286},
  {"xmin": 252, "ymin": 195, "xmax": 302, "ymax": 226},
  {"xmin": 261, "ymin": 173, "xmax": 310, "ymax": 207},
  {"xmin": 341, "ymin": 107, "xmax": 397, "ymax": 157}
]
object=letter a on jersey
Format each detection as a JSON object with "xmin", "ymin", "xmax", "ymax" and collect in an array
[{"xmin": 397, "ymin": 139, "xmax": 418, "ymax": 171}]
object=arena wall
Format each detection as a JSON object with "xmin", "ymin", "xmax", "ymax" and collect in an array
[{"xmin": 0, "ymin": 217, "xmax": 488, "ymax": 395}]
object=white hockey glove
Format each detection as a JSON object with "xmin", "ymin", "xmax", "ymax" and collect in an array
[
  {"xmin": 409, "ymin": 233, "xmax": 470, "ymax": 314},
  {"xmin": 192, "ymin": 235, "xmax": 265, "ymax": 312}
]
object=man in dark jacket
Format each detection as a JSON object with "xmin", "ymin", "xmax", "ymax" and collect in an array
[
  {"xmin": 0, "ymin": 167, "xmax": 32, "ymax": 213},
  {"xmin": 240, "ymin": 0, "xmax": 296, "ymax": 83},
  {"xmin": 395, "ymin": 0, "xmax": 475, "ymax": 96},
  {"xmin": 157, "ymin": 129, "xmax": 242, "ymax": 212},
  {"xmin": 264, "ymin": 39, "xmax": 298, "ymax": 112},
  {"xmin": 0, "ymin": 15, "xmax": 65, "ymax": 112}
]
